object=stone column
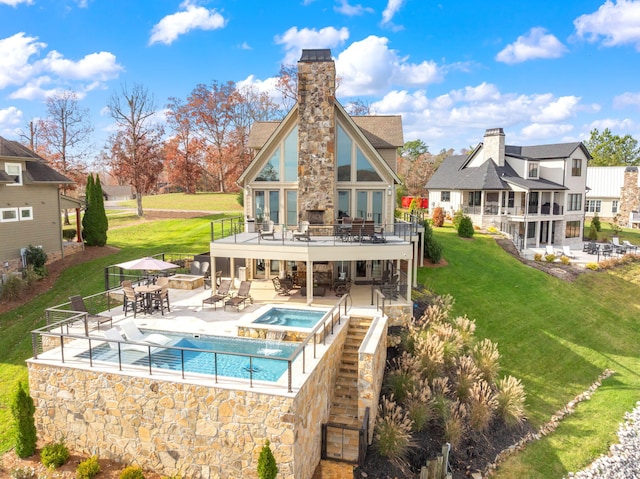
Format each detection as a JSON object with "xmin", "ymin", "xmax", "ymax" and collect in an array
[{"xmin": 619, "ymin": 167, "xmax": 640, "ymax": 226}]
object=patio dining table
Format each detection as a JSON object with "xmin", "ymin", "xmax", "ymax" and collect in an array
[{"xmin": 135, "ymin": 284, "xmax": 162, "ymax": 314}]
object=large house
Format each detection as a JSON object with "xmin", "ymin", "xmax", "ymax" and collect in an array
[
  {"xmin": 426, "ymin": 128, "xmax": 591, "ymax": 250},
  {"xmin": 0, "ymin": 137, "xmax": 79, "ymax": 272},
  {"xmin": 586, "ymin": 166, "xmax": 640, "ymax": 227},
  {"xmin": 208, "ymin": 49, "xmax": 421, "ymax": 306}
]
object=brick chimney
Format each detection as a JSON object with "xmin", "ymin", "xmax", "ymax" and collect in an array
[
  {"xmin": 483, "ymin": 128, "xmax": 505, "ymax": 166},
  {"xmin": 297, "ymin": 49, "xmax": 335, "ymax": 224}
]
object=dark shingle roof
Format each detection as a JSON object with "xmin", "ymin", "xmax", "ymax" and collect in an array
[
  {"xmin": 0, "ymin": 137, "xmax": 41, "ymax": 159},
  {"xmin": 506, "ymin": 142, "xmax": 588, "ymax": 160},
  {"xmin": 0, "ymin": 170, "xmax": 13, "ymax": 183},
  {"xmin": 0, "ymin": 135, "xmax": 74, "ymax": 184}
]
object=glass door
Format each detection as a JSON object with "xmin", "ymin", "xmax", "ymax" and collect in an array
[
  {"xmin": 356, "ymin": 190, "xmax": 384, "ymax": 224},
  {"xmin": 355, "ymin": 259, "xmax": 383, "ymax": 282}
]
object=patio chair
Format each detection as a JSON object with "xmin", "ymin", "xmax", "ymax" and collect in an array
[
  {"xmin": 69, "ymin": 295, "xmax": 113, "ymax": 331},
  {"xmin": 272, "ymin": 276, "xmax": 293, "ymax": 295},
  {"xmin": 190, "ymin": 260, "xmax": 201, "ymax": 275},
  {"xmin": 151, "ymin": 277, "xmax": 170, "ymax": 315},
  {"xmin": 224, "ymin": 280, "xmax": 253, "ymax": 311},
  {"xmin": 259, "ymin": 220, "xmax": 275, "ymax": 240},
  {"xmin": 561, "ymin": 246, "xmax": 575, "ymax": 259},
  {"xmin": 118, "ymin": 318, "xmax": 172, "ymax": 345},
  {"xmin": 583, "ymin": 241, "xmax": 597, "ymax": 254},
  {"xmin": 103, "ymin": 327, "xmax": 157, "ymax": 353},
  {"xmin": 351, "ymin": 217, "xmax": 365, "ymax": 241},
  {"xmin": 600, "ymin": 243, "xmax": 613, "ymax": 259},
  {"xmin": 204, "ymin": 270, "xmax": 222, "ymax": 290},
  {"xmin": 293, "ymin": 221, "xmax": 311, "ymax": 241},
  {"xmin": 545, "ymin": 245, "xmax": 556, "ymax": 256},
  {"xmin": 360, "ymin": 220, "xmax": 376, "ymax": 242},
  {"xmin": 202, "ymin": 279, "xmax": 232, "ymax": 310},
  {"xmin": 623, "ymin": 240, "xmax": 638, "ymax": 253},
  {"xmin": 336, "ymin": 216, "xmax": 352, "ymax": 242},
  {"xmin": 122, "ymin": 286, "xmax": 147, "ymax": 318}
]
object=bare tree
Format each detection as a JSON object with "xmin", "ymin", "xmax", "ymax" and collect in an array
[
  {"xmin": 38, "ymin": 91, "xmax": 93, "ymax": 224},
  {"xmin": 275, "ymin": 64, "xmax": 298, "ymax": 113},
  {"xmin": 107, "ymin": 83, "xmax": 164, "ymax": 216}
]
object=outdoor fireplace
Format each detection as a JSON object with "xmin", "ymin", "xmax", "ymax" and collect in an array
[{"xmin": 306, "ymin": 210, "xmax": 325, "ymax": 225}]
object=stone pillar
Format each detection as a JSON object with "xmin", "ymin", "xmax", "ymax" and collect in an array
[
  {"xmin": 297, "ymin": 49, "xmax": 336, "ymax": 223},
  {"xmin": 619, "ymin": 167, "xmax": 640, "ymax": 226}
]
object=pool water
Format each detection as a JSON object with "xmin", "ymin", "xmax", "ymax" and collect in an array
[
  {"xmin": 252, "ymin": 308, "xmax": 325, "ymax": 328},
  {"xmin": 81, "ymin": 333, "xmax": 299, "ymax": 382}
]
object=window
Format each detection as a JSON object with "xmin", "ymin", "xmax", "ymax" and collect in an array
[
  {"xmin": 337, "ymin": 190, "xmax": 350, "ymax": 218},
  {"xmin": 337, "ymin": 124, "xmax": 352, "ymax": 182},
  {"xmin": 441, "ymin": 191, "xmax": 450, "ymax": 202},
  {"xmin": 254, "ymin": 127, "xmax": 298, "ymax": 182},
  {"xmin": 337, "ymin": 123, "xmax": 382, "ymax": 182},
  {"xmin": 5, "ymin": 162, "xmax": 22, "ymax": 185},
  {"xmin": 286, "ymin": 191, "xmax": 297, "ymax": 227},
  {"xmin": 468, "ymin": 191, "xmax": 481, "ymax": 206},
  {"xmin": 502, "ymin": 191, "xmax": 514, "ymax": 208},
  {"xmin": 0, "ymin": 208, "xmax": 19, "ymax": 222},
  {"xmin": 612, "ymin": 200, "xmax": 619, "ymax": 214},
  {"xmin": 255, "ymin": 148, "xmax": 280, "ymax": 181},
  {"xmin": 568, "ymin": 194, "xmax": 582, "ymax": 211},
  {"xmin": 19, "ymin": 207, "xmax": 33, "ymax": 220},
  {"xmin": 528, "ymin": 161, "xmax": 539, "ymax": 179},
  {"xmin": 566, "ymin": 220, "xmax": 581, "ymax": 238},
  {"xmin": 585, "ymin": 200, "xmax": 601, "ymax": 213},
  {"xmin": 571, "ymin": 158, "xmax": 582, "ymax": 176}
]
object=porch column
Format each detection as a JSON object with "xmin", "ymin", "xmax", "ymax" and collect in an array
[
  {"xmin": 413, "ymin": 239, "xmax": 419, "ymax": 287},
  {"xmin": 306, "ymin": 261, "xmax": 313, "ymax": 305},
  {"xmin": 76, "ymin": 208, "xmax": 82, "ymax": 242},
  {"xmin": 230, "ymin": 258, "xmax": 236, "ymax": 287},
  {"xmin": 406, "ymin": 258, "xmax": 413, "ymax": 300}
]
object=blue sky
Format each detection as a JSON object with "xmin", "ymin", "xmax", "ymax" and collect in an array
[{"xmin": 1, "ymin": 0, "xmax": 640, "ymax": 155}]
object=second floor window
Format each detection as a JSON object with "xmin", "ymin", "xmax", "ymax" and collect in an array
[
  {"xmin": 5, "ymin": 162, "xmax": 22, "ymax": 186},
  {"xmin": 572, "ymin": 158, "xmax": 582, "ymax": 176},
  {"xmin": 568, "ymin": 194, "xmax": 582, "ymax": 211},
  {"xmin": 528, "ymin": 161, "xmax": 539, "ymax": 179}
]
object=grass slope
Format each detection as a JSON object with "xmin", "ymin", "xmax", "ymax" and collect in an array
[
  {"xmin": 421, "ymin": 226, "xmax": 640, "ymax": 477},
  {"xmin": 117, "ymin": 192, "xmax": 243, "ymax": 212}
]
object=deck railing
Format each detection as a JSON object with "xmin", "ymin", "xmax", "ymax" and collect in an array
[{"xmin": 33, "ymin": 294, "xmax": 351, "ymax": 393}]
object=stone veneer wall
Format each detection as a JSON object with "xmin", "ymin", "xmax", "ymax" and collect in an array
[
  {"xmin": 619, "ymin": 167, "xmax": 640, "ymax": 226},
  {"xmin": 27, "ymin": 319, "xmax": 350, "ymax": 479},
  {"xmin": 297, "ymin": 56, "xmax": 336, "ymax": 223},
  {"xmin": 357, "ymin": 315, "xmax": 389, "ymax": 443}
]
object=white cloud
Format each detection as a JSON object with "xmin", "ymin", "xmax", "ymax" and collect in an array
[
  {"xmin": 381, "ymin": 0, "xmax": 405, "ymax": 26},
  {"xmin": 149, "ymin": 1, "xmax": 227, "ymax": 46},
  {"xmin": 0, "ymin": 33, "xmax": 45, "ymax": 89},
  {"xmin": 574, "ymin": 0, "xmax": 640, "ymax": 50},
  {"xmin": 520, "ymin": 123, "xmax": 574, "ymax": 140},
  {"xmin": 239, "ymin": 42, "xmax": 252, "ymax": 50},
  {"xmin": 39, "ymin": 51, "xmax": 122, "ymax": 81},
  {"xmin": 274, "ymin": 26, "xmax": 349, "ymax": 65},
  {"xmin": 531, "ymin": 95, "xmax": 581, "ymax": 123},
  {"xmin": 0, "ymin": 0, "xmax": 33, "ymax": 5},
  {"xmin": 614, "ymin": 91, "xmax": 640, "ymax": 109},
  {"xmin": 0, "ymin": 106, "xmax": 23, "ymax": 135},
  {"xmin": 496, "ymin": 27, "xmax": 568, "ymax": 64},
  {"xmin": 335, "ymin": 36, "xmax": 443, "ymax": 96},
  {"xmin": 334, "ymin": 0, "xmax": 374, "ymax": 16},
  {"xmin": 237, "ymin": 74, "xmax": 285, "ymax": 107}
]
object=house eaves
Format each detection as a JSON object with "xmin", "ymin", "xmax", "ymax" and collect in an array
[
  {"xmin": 502, "ymin": 175, "xmax": 567, "ymax": 191},
  {"xmin": 506, "ymin": 142, "xmax": 591, "ymax": 161},
  {"xmin": 24, "ymin": 159, "xmax": 74, "ymax": 184}
]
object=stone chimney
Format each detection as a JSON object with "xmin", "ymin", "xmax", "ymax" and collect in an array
[
  {"xmin": 483, "ymin": 128, "xmax": 505, "ymax": 166},
  {"xmin": 297, "ymin": 49, "xmax": 335, "ymax": 224},
  {"xmin": 619, "ymin": 166, "xmax": 640, "ymax": 224}
]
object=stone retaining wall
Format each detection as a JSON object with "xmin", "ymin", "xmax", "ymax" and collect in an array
[{"xmin": 27, "ymin": 318, "xmax": 350, "ymax": 479}]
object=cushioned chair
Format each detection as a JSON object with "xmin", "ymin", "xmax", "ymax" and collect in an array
[
  {"xmin": 69, "ymin": 295, "xmax": 113, "ymax": 331},
  {"xmin": 202, "ymin": 279, "xmax": 232, "ymax": 310}
]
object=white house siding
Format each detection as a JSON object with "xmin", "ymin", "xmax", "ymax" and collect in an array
[{"xmin": 585, "ymin": 166, "xmax": 628, "ymax": 220}]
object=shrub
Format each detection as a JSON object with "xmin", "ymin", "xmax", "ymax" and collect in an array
[
  {"xmin": 544, "ymin": 254, "xmax": 556, "ymax": 263},
  {"xmin": 455, "ymin": 356, "xmax": 480, "ymax": 403},
  {"xmin": 588, "ymin": 223, "xmax": 598, "ymax": 241},
  {"xmin": 405, "ymin": 380, "xmax": 432, "ymax": 432},
  {"xmin": 2, "ymin": 274, "xmax": 26, "ymax": 301},
  {"xmin": 591, "ymin": 213, "xmax": 601, "ymax": 232},
  {"xmin": 426, "ymin": 238, "xmax": 443, "ymax": 264},
  {"xmin": 10, "ymin": 467, "xmax": 36, "ymax": 479},
  {"xmin": 494, "ymin": 376, "xmax": 527, "ymax": 427},
  {"xmin": 40, "ymin": 439, "xmax": 70, "ymax": 468},
  {"xmin": 560, "ymin": 255, "xmax": 570, "ymax": 265},
  {"xmin": 24, "ymin": 245, "xmax": 47, "ymax": 277},
  {"xmin": 457, "ymin": 216, "xmax": 474, "ymax": 238},
  {"xmin": 534, "ymin": 253, "xmax": 543, "ymax": 262},
  {"xmin": 62, "ymin": 228, "xmax": 77, "ymax": 240},
  {"xmin": 468, "ymin": 381, "xmax": 496, "ymax": 433},
  {"xmin": 236, "ymin": 190, "xmax": 244, "ymax": 208},
  {"xmin": 443, "ymin": 402, "xmax": 465, "ymax": 449},
  {"xmin": 432, "ymin": 207, "xmax": 445, "ymax": 227},
  {"xmin": 374, "ymin": 396, "xmax": 415, "ymax": 467},
  {"xmin": 10, "ymin": 382, "xmax": 37, "ymax": 458},
  {"xmin": 473, "ymin": 339, "xmax": 501, "ymax": 384},
  {"xmin": 452, "ymin": 209, "xmax": 464, "ymax": 230},
  {"xmin": 586, "ymin": 262, "xmax": 599, "ymax": 271},
  {"xmin": 119, "ymin": 466, "xmax": 145, "ymax": 479},
  {"xmin": 256, "ymin": 439, "xmax": 278, "ymax": 479},
  {"xmin": 76, "ymin": 456, "xmax": 100, "ymax": 479}
]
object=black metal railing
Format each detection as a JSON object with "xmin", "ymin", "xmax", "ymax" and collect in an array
[{"xmin": 34, "ymin": 294, "xmax": 350, "ymax": 393}]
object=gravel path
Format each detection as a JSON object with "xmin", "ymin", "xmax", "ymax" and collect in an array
[{"xmin": 565, "ymin": 401, "xmax": 640, "ymax": 479}]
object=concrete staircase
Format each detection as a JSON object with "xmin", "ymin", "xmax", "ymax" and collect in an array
[{"xmin": 324, "ymin": 317, "xmax": 372, "ymax": 462}]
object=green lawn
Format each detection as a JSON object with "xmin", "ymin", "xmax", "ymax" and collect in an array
[
  {"xmin": 117, "ymin": 192, "xmax": 244, "ymax": 212},
  {"xmin": 421, "ymin": 226, "xmax": 640, "ymax": 478},
  {"xmin": 2, "ymin": 214, "xmax": 640, "ymax": 478}
]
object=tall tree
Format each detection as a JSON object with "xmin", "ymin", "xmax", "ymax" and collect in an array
[
  {"xmin": 398, "ymin": 139, "xmax": 429, "ymax": 161},
  {"xmin": 586, "ymin": 128, "xmax": 640, "ymax": 166},
  {"xmin": 275, "ymin": 64, "xmax": 298, "ymax": 113},
  {"xmin": 38, "ymin": 90, "xmax": 93, "ymax": 224},
  {"xmin": 106, "ymin": 83, "xmax": 165, "ymax": 216}
]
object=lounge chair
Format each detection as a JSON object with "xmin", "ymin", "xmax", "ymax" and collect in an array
[
  {"xmin": 561, "ymin": 246, "xmax": 575, "ymax": 259},
  {"xmin": 118, "ymin": 318, "xmax": 172, "ymax": 346},
  {"xmin": 69, "ymin": 295, "xmax": 113, "ymax": 331},
  {"xmin": 202, "ymin": 279, "xmax": 232, "ymax": 310},
  {"xmin": 612, "ymin": 237, "xmax": 626, "ymax": 254},
  {"xmin": 292, "ymin": 221, "xmax": 310, "ymax": 241},
  {"xmin": 272, "ymin": 277, "xmax": 294, "ymax": 295},
  {"xmin": 545, "ymin": 245, "xmax": 556, "ymax": 256},
  {"xmin": 224, "ymin": 280, "xmax": 253, "ymax": 311},
  {"xmin": 103, "ymin": 327, "xmax": 157, "ymax": 353},
  {"xmin": 259, "ymin": 220, "xmax": 275, "ymax": 240},
  {"xmin": 623, "ymin": 240, "xmax": 638, "ymax": 253}
]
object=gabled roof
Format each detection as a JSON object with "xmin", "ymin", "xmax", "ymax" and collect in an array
[
  {"xmin": 505, "ymin": 142, "xmax": 590, "ymax": 160},
  {"xmin": 0, "ymin": 137, "xmax": 41, "ymax": 159},
  {"xmin": 24, "ymin": 158, "xmax": 74, "ymax": 184},
  {"xmin": 0, "ymin": 135, "xmax": 74, "ymax": 184}
]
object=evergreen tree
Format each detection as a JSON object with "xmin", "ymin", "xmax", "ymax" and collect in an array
[
  {"xmin": 458, "ymin": 215, "xmax": 475, "ymax": 238},
  {"xmin": 257, "ymin": 439, "xmax": 278, "ymax": 479},
  {"xmin": 82, "ymin": 174, "xmax": 95, "ymax": 243},
  {"xmin": 591, "ymin": 213, "xmax": 601, "ymax": 232},
  {"xmin": 93, "ymin": 175, "xmax": 109, "ymax": 246},
  {"xmin": 10, "ymin": 382, "xmax": 37, "ymax": 458}
]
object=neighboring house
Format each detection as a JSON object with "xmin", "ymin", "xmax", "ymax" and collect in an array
[
  {"xmin": 586, "ymin": 166, "xmax": 640, "ymax": 227},
  {"xmin": 426, "ymin": 128, "xmax": 591, "ymax": 250},
  {"xmin": 0, "ymin": 136, "xmax": 75, "ymax": 271},
  {"xmin": 208, "ymin": 49, "xmax": 421, "ymax": 303},
  {"xmin": 101, "ymin": 183, "xmax": 134, "ymax": 201}
]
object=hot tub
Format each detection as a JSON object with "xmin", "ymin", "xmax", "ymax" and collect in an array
[{"xmin": 237, "ymin": 305, "xmax": 328, "ymax": 342}]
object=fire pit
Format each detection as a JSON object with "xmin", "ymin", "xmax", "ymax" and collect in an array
[{"xmin": 168, "ymin": 274, "xmax": 204, "ymax": 290}]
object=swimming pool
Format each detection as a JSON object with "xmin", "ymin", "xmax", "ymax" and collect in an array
[
  {"xmin": 251, "ymin": 307, "xmax": 325, "ymax": 328},
  {"xmin": 80, "ymin": 333, "xmax": 299, "ymax": 382}
]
